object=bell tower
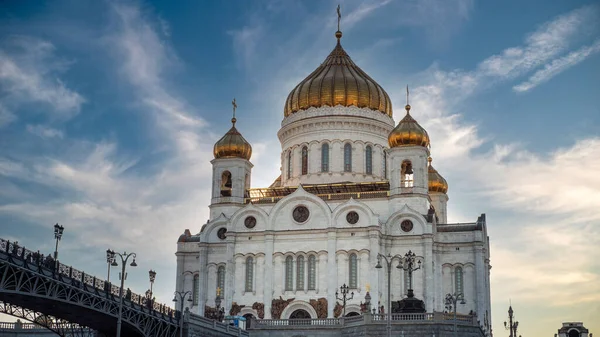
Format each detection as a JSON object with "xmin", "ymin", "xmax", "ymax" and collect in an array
[{"xmin": 210, "ymin": 99, "xmax": 253, "ymax": 218}]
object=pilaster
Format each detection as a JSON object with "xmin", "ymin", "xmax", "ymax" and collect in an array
[
  {"xmin": 263, "ymin": 233, "xmax": 274, "ymax": 319},
  {"xmin": 423, "ymin": 236, "xmax": 434, "ymax": 312},
  {"xmin": 197, "ymin": 245, "xmax": 208, "ymax": 316},
  {"xmin": 327, "ymin": 229, "xmax": 337, "ymax": 318}
]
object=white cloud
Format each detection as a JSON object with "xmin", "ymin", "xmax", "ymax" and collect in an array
[
  {"xmin": 0, "ymin": 37, "xmax": 85, "ymax": 120},
  {"xmin": 514, "ymin": 39, "xmax": 600, "ymax": 92},
  {"xmin": 26, "ymin": 124, "xmax": 64, "ymax": 139},
  {"xmin": 0, "ymin": 103, "xmax": 15, "ymax": 127}
]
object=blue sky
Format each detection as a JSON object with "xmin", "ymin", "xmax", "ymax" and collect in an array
[{"xmin": 1, "ymin": 0, "xmax": 599, "ymax": 335}]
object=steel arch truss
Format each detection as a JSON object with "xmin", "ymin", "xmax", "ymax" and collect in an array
[{"xmin": 0, "ymin": 241, "xmax": 178, "ymax": 337}]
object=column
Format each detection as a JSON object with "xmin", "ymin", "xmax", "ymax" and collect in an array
[
  {"xmin": 263, "ymin": 233, "xmax": 274, "ymax": 319},
  {"xmin": 369, "ymin": 230, "xmax": 380, "ymax": 312},
  {"xmin": 423, "ymin": 237, "xmax": 434, "ymax": 312},
  {"xmin": 225, "ymin": 237, "xmax": 235, "ymax": 313},
  {"xmin": 474, "ymin": 246, "xmax": 486, "ymax": 319},
  {"xmin": 197, "ymin": 245, "xmax": 208, "ymax": 316},
  {"xmin": 327, "ymin": 229, "xmax": 337, "ymax": 318}
]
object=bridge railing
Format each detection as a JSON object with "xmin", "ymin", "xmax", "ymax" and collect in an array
[{"xmin": 0, "ymin": 238, "xmax": 176, "ymax": 322}]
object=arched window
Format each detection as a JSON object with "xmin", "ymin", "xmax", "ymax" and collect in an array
[
  {"xmin": 344, "ymin": 143, "xmax": 352, "ymax": 172},
  {"xmin": 285, "ymin": 256, "xmax": 294, "ymax": 291},
  {"xmin": 404, "ymin": 268, "xmax": 410, "ymax": 294},
  {"xmin": 383, "ymin": 151, "xmax": 387, "ymax": 179},
  {"xmin": 349, "ymin": 253, "xmax": 357, "ymax": 288},
  {"xmin": 301, "ymin": 146, "xmax": 308, "ymax": 175},
  {"xmin": 365, "ymin": 145, "xmax": 372, "ymax": 174},
  {"xmin": 217, "ymin": 266, "xmax": 225, "ymax": 297},
  {"xmin": 220, "ymin": 171, "xmax": 232, "ymax": 196},
  {"xmin": 296, "ymin": 255, "xmax": 305, "ymax": 290},
  {"xmin": 192, "ymin": 274, "xmax": 199, "ymax": 305},
  {"xmin": 308, "ymin": 255, "xmax": 316, "ymax": 290},
  {"xmin": 401, "ymin": 160, "xmax": 413, "ymax": 187},
  {"xmin": 287, "ymin": 151, "xmax": 292, "ymax": 179},
  {"xmin": 455, "ymin": 266, "xmax": 463, "ymax": 295},
  {"xmin": 245, "ymin": 257, "xmax": 253, "ymax": 292},
  {"xmin": 321, "ymin": 143, "xmax": 329, "ymax": 172}
]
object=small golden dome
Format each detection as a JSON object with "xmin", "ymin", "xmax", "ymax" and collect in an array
[
  {"xmin": 428, "ymin": 157, "xmax": 448, "ymax": 194},
  {"xmin": 284, "ymin": 32, "xmax": 392, "ymax": 117},
  {"xmin": 214, "ymin": 118, "xmax": 252, "ymax": 160},
  {"xmin": 388, "ymin": 105, "xmax": 430, "ymax": 148}
]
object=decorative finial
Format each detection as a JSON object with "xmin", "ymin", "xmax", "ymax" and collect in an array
[
  {"xmin": 335, "ymin": 4, "xmax": 342, "ymax": 40},
  {"xmin": 405, "ymin": 85, "xmax": 411, "ymax": 113},
  {"xmin": 428, "ymin": 156, "xmax": 432, "ymax": 166},
  {"xmin": 231, "ymin": 98, "xmax": 237, "ymax": 125}
]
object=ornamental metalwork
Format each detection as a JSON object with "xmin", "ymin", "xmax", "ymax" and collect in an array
[
  {"xmin": 292, "ymin": 206, "xmax": 309, "ymax": 223},
  {"xmin": 244, "ymin": 216, "xmax": 256, "ymax": 229},
  {"xmin": 346, "ymin": 211, "xmax": 359, "ymax": 224},
  {"xmin": 0, "ymin": 238, "xmax": 178, "ymax": 337}
]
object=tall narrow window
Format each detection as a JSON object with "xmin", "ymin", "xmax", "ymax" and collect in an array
[
  {"xmin": 308, "ymin": 255, "xmax": 316, "ymax": 290},
  {"xmin": 383, "ymin": 151, "xmax": 387, "ymax": 179},
  {"xmin": 404, "ymin": 269, "xmax": 410, "ymax": 294},
  {"xmin": 301, "ymin": 146, "xmax": 308, "ymax": 175},
  {"xmin": 192, "ymin": 274, "xmax": 199, "ymax": 305},
  {"xmin": 217, "ymin": 266, "xmax": 225, "ymax": 297},
  {"xmin": 296, "ymin": 255, "xmax": 305, "ymax": 290},
  {"xmin": 344, "ymin": 143, "xmax": 352, "ymax": 172},
  {"xmin": 287, "ymin": 151, "xmax": 292, "ymax": 179},
  {"xmin": 321, "ymin": 143, "xmax": 329, "ymax": 172},
  {"xmin": 285, "ymin": 256, "xmax": 294, "ymax": 291},
  {"xmin": 455, "ymin": 267, "xmax": 464, "ymax": 295},
  {"xmin": 245, "ymin": 257, "xmax": 253, "ymax": 292},
  {"xmin": 349, "ymin": 253, "xmax": 357, "ymax": 288},
  {"xmin": 365, "ymin": 145, "xmax": 372, "ymax": 174}
]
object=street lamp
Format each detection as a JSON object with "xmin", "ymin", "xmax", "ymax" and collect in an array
[
  {"xmin": 375, "ymin": 253, "xmax": 403, "ymax": 337},
  {"xmin": 112, "ymin": 251, "xmax": 137, "ymax": 337},
  {"xmin": 445, "ymin": 292, "xmax": 466, "ymax": 337},
  {"xmin": 335, "ymin": 283, "xmax": 354, "ymax": 317},
  {"xmin": 148, "ymin": 269, "xmax": 156, "ymax": 298},
  {"xmin": 173, "ymin": 290, "xmax": 193, "ymax": 337},
  {"xmin": 214, "ymin": 288, "xmax": 225, "ymax": 322},
  {"xmin": 106, "ymin": 249, "xmax": 116, "ymax": 282},
  {"xmin": 53, "ymin": 223, "xmax": 64, "ymax": 267},
  {"xmin": 504, "ymin": 305, "xmax": 520, "ymax": 337}
]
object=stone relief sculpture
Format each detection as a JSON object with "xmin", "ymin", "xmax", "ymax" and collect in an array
[
  {"xmin": 229, "ymin": 302, "xmax": 245, "ymax": 316},
  {"xmin": 252, "ymin": 302, "xmax": 265, "ymax": 319},
  {"xmin": 334, "ymin": 302, "xmax": 343, "ymax": 318},
  {"xmin": 309, "ymin": 297, "xmax": 328, "ymax": 318},
  {"xmin": 271, "ymin": 296, "xmax": 295, "ymax": 319}
]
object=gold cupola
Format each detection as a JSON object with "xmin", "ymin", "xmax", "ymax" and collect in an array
[
  {"xmin": 428, "ymin": 157, "xmax": 448, "ymax": 194},
  {"xmin": 284, "ymin": 30, "xmax": 392, "ymax": 117},
  {"xmin": 388, "ymin": 101, "xmax": 430, "ymax": 148},
  {"xmin": 214, "ymin": 99, "xmax": 252, "ymax": 160}
]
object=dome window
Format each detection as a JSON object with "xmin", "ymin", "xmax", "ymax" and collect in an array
[
  {"xmin": 301, "ymin": 146, "xmax": 308, "ymax": 175},
  {"xmin": 344, "ymin": 143, "xmax": 352, "ymax": 172}
]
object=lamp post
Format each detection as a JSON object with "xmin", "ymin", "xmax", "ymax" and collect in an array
[
  {"xmin": 53, "ymin": 224, "xmax": 64, "ymax": 268},
  {"xmin": 335, "ymin": 283, "xmax": 354, "ymax": 317},
  {"xmin": 375, "ymin": 253, "xmax": 403, "ymax": 337},
  {"xmin": 173, "ymin": 290, "xmax": 193, "ymax": 337},
  {"xmin": 445, "ymin": 292, "xmax": 466, "ymax": 337},
  {"xmin": 112, "ymin": 251, "xmax": 137, "ymax": 337},
  {"xmin": 106, "ymin": 249, "xmax": 115, "ymax": 282},
  {"xmin": 504, "ymin": 305, "xmax": 520, "ymax": 337},
  {"xmin": 214, "ymin": 288, "xmax": 225, "ymax": 322},
  {"xmin": 148, "ymin": 269, "xmax": 156, "ymax": 298}
]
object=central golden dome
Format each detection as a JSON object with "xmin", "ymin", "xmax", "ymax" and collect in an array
[{"xmin": 284, "ymin": 32, "xmax": 392, "ymax": 117}]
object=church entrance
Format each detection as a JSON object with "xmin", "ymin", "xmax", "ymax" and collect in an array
[
  {"xmin": 289, "ymin": 309, "xmax": 311, "ymax": 325},
  {"xmin": 345, "ymin": 311, "xmax": 360, "ymax": 317},
  {"xmin": 243, "ymin": 314, "xmax": 254, "ymax": 328}
]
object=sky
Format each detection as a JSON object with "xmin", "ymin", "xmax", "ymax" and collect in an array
[{"xmin": 0, "ymin": 0, "xmax": 599, "ymax": 335}]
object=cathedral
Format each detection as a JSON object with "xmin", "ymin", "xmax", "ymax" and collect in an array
[{"xmin": 175, "ymin": 19, "xmax": 492, "ymax": 335}]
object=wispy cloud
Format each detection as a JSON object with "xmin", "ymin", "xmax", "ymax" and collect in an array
[
  {"xmin": 514, "ymin": 39, "xmax": 600, "ymax": 92},
  {"xmin": 0, "ymin": 103, "xmax": 15, "ymax": 127},
  {"xmin": 0, "ymin": 37, "xmax": 85, "ymax": 121},
  {"xmin": 26, "ymin": 124, "xmax": 64, "ymax": 139}
]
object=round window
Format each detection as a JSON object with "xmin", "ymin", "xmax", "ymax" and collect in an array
[
  {"xmin": 292, "ymin": 206, "xmax": 310, "ymax": 223},
  {"xmin": 244, "ymin": 216, "xmax": 257, "ymax": 229},
  {"xmin": 346, "ymin": 211, "xmax": 359, "ymax": 224},
  {"xmin": 401, "ymin": 220, "xmax": 413, "ymax": 232},
  {"xmin": 217, "ymin": 228, "xmax": 227, "ymax": 240}
]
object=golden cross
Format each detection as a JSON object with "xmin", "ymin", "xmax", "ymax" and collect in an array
[
  {"xmin": 406, "ymin": 85, "xmax": 409, "ymax": 106},
  {"xmin": 217, "ymin": 287, "xmax": 221, "ymax": 297},
  {"xmin": 337, "ymin": 4, "xmax": 341, "ymax": 31},
  {"xmin": 232, "ymin": 98, "xmax": 237, "ymax": 119}
]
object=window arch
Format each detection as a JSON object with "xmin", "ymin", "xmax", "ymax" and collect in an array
[
  {"xmin": 308, "ymin": 255, "xmax": 316, "ymax": 290},
  {"xmin": 321, "ymin": 143, "xmax": 329, "ymax": 172},
  {"xmin": 287, "ymin": 151, "xmax": 292, "ymax": 179},
  {"xmin": 344, "ymin": 143, "xmax": 352, "ymax": 172},
  {"xmin": 349, "ymin": 253, "xmax": 358, "ymax": 288},
  {"xmin": 192, "ymin": 274, "xmax": 199, "ymax": 305},
  {"xmin": 455, "ymin": 266, "xmax": 464, "ymax": 295},
  {"xmin": 296, "ymin": 255, "xmax": 305, "ymax": 290},
  {"xmin": 220, "ymin": 171, "xmax": 232, "ymax": 196},
  {"xmin": 383, "ymin": 151, "xmax": 387, "ymax": 179},
  {"xmin": 245, "ymin": 257, "xmax": 253, "ymax": 292},
  {"xmin": 217, "ymin": 266, "xmax": 225, "ymax": 297},
  {"xmin": 301, "ymin": 146, "xmax": 308, "ymax": 175},
  {"xmin": 365, "ymin": 145, "xmax": 372, "ymax": 174},
  {"xmin": 401, "ymin": 160, "xmax": 413, "ymax": 187},
  {"xmin": 285, "ymin": 256, "xmax": 294, "ymax": 291}
]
